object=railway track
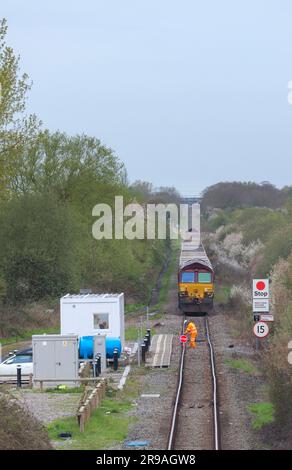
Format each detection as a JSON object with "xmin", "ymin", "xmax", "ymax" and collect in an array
[{"xmin": 167, "ymin": 315, "xmax": 221, "ymax": 450}]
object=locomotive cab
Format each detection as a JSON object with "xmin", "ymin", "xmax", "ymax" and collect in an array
[{"xmin": 178, "ymin": 260, "xmax": 214, "ymax": 314}]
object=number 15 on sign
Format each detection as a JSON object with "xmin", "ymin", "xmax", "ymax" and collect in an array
[{"xmin": 253, "ymin": 321, "xmax": 269, "ymax": 338}]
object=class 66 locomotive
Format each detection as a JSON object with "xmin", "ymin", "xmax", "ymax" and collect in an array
[{"xmin": 178, "ymin": 230, "xmax": 214, "ymax": 315}]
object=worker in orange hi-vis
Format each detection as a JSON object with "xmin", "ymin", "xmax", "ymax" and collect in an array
[{"xmin": 184, "ymin": 321, "xmax": 198, "ymax": 348}]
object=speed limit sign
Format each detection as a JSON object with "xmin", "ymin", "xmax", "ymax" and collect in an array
[{"xmin": 253, "ymin": 321, "xmax": 269, "ymax": 338}]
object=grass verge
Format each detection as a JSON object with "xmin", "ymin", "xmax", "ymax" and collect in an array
[
  {"xmin": 47, "ymin": 397, "xmax": 133, "ymax": 450},
  {"xmin": 157, "ymin": 244, "xmax": 178, "ymax": 306},
  {"xmin": 125, "ymin": 325, "xmax": 156, "ymax": 341},
  {"xmin": 247, "ymin": 402, "xmax": 275, "ymax": 430},
  {"xmin": 125, "ymin": 243, "xmax": 178, "ymax": 316},
  {"xmin": 224, "ymin": 358, "xmax": 260, "ymax": 375},
  {"xmin": 124, "ymin": 303, "xmax": 145, "ymax": 314},
  {"xmin": 124, "ymin": 242, "xmax": 178, "ymax": 325},
  {"xmin": 0, "ymin": 327, "xmax": 59, "ymax": 345},
  {"xmin": 45, "ymin": 385, "xmax": 84, "ymax": 394}
]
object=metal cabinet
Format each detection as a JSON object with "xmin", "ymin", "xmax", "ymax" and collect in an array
[{"xmin": 33, "ymin": 334, "xmax": 79, "ymax": 382}]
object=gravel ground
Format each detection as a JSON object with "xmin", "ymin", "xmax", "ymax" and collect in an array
[
  {"xmin": 209, "ymin": 310, "xmax": 265, "ymax": 450},
  {"xmin": 18, "ymin": 391, "xmax": 82, "ymax": 424}
]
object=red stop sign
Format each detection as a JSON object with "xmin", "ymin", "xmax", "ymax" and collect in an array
[
  {"xmin": 180, "ymin": 334, "xmax": 187, "ymax": 343},
  {"xmin": 256, "ymin": 281, "xmax": 266, "ymax": 291}
]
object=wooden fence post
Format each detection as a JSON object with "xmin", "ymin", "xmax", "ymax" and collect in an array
[
  {"xmin": 76, "ymin": 378, "xmax": 107, "ymax": 431},
  {"xmin": 78, "ymin": 406, "xmax": 85, "ymax": 432}
]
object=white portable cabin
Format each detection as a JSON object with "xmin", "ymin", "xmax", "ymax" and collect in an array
[{"xmin": 60, "ymin": 293, "xmax": 125, "ymax": 347}]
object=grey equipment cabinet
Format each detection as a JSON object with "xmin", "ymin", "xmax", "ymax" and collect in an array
[
  {"xmin": 32, "ymin": 334, "xmax": 79, "ymax": 384},
  {"xmin": 93, "ymin": 334, "xmax": 107, "ymax": 372}
]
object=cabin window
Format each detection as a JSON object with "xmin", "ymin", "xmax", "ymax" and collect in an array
[
  {"xmin": 181, "ymin": 272, "xmax": 195, "ymax": 283},
  {"xmin": 198, "ymin": 272, "xmax": 212, "ymax": 283},
  {"xmin": 93, "ymin": 313, "xmax": 109, "ymax": 329}
]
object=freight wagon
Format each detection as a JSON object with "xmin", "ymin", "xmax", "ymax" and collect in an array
[{"xmin": 178, "ymin": 230, "xmax": 214, "ymax": 314}]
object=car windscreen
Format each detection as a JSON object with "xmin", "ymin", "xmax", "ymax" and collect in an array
[{"xmin": 5, "ymin": 355, "xmax": 32, "ymax": 364}]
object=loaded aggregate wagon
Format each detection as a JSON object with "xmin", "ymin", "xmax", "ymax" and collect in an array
[{"xmin": 178, "ymin": 232, "xmax": 214, "ymax": 314}]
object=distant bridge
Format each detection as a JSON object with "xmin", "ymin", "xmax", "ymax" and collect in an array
[{"xmin": 180, "ymin": 195, "xmax": 202, "ymax": 205}]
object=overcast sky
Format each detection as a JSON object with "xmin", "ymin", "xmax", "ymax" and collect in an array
[{"xmin": 2, "ymin": 1, "xmax": 292, "ymax": 194}]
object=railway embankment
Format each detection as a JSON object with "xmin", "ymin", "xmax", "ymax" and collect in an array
[{"xmin": 203, "ymin": 208, "xmax": 292, "ymax": 450}]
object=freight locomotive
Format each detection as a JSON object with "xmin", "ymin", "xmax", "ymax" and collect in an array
[{"xmin": 178, "ymin": 230, "xmax": 214, "ymax": 314}]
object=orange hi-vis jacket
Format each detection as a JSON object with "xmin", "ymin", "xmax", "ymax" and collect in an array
[
  {"xmin": 185, "ymin": 321, "xmax": 198, "ymax": 348},
  {"xmin": 185, "ymin": 321, "xmax": 198, "ymax": 337}
]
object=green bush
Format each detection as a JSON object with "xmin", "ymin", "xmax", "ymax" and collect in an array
[
  {"xmin": 0, "ymin": 395, "xmax": 51, "ymax": 449},
  {"xmin": 258, "ymin": 224, "xmax": 292, "ymax": 276},
  {"xmin": 267, "ymin": 367, "xmax": 292, "ymax": 425},
  {"xmin": 0, "ymin": 193, "xmax": 85, "ymax": 301}
]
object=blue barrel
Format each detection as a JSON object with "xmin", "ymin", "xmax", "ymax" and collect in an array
[
  {"xmin": 106, "ymin": 337, "xmax": 122, "ymax": 358},
  {"xmin": 79, "ymin": 336, "xmax": 94, "ymax": 359},
  {"xmin": 79, "ymin": 336, "xmax": 122, "ymax": 359}
]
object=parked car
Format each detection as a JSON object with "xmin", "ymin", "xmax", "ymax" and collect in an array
[{"xmin": 0, "ymin": 348, "xmax": 33, "ymax": 376}]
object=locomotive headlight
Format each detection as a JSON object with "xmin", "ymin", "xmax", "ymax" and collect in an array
[{"xmin": 204, "ymin": 288, "xmax": 213, "ymax": 297}]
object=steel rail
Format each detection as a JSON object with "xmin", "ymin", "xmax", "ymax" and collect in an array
[
  {"xmin": 167, "ymin": 317, "xmax": 186, "ymax": 450},
  {"xmin": 205, "ymin": 317, "xmax": 220, "ymax": 450},
  {"xmin": 167, "ymin": 315, "xmax": 221, "ymax": 450}
]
